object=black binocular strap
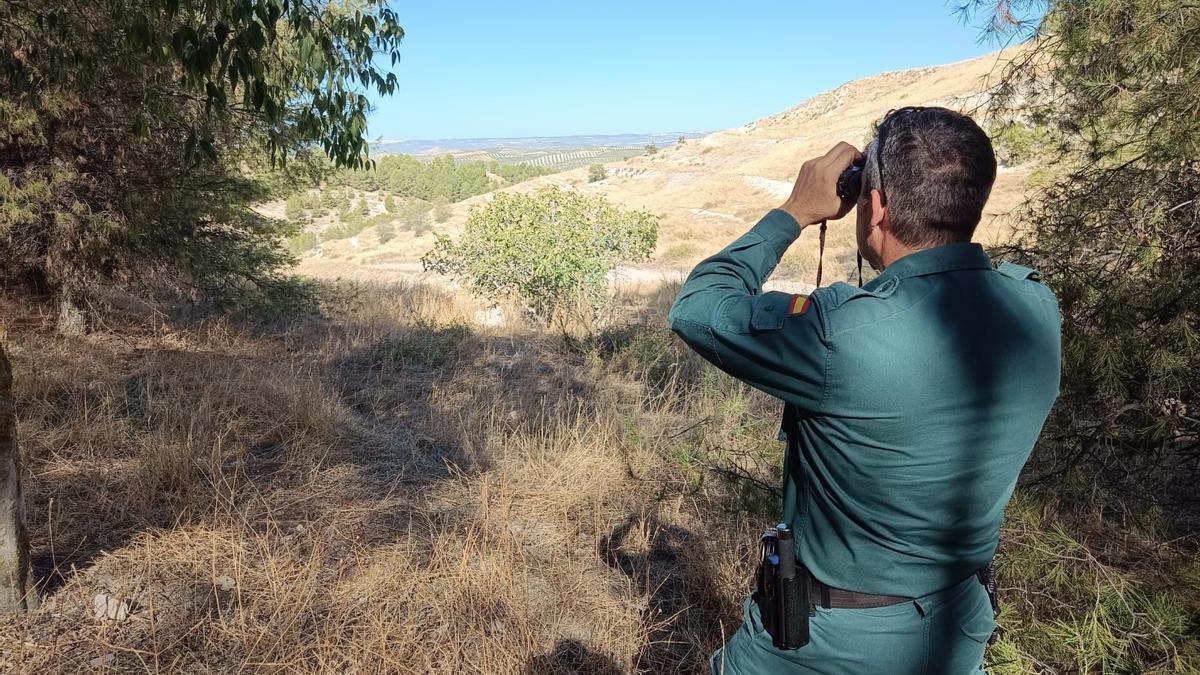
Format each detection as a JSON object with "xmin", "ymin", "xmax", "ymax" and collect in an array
[
  {"xmin": 815, "ymin": 220, "xmax": 864, "ymax": 289},
  {"xmin": 815, "ymin": 220, "xmax": 828, "ymax": 287}
]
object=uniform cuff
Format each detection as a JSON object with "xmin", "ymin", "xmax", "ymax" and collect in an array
[{"xmin": 751, "ymin": 209, "xmax": 803, "ymax": 261}]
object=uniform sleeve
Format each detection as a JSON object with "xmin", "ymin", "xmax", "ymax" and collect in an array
[{"xmin": 668, "ymin": 209, "xmax": 830, "ymax": 410}]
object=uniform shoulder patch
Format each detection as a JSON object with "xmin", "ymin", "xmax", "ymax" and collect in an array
[{"xmin": 788, "ymin": 294, "xmax": 812, "ymax": 316}]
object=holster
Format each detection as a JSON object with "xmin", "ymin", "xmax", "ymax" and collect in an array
[
  {"xmin": 977, "ymin": 559, "xmax": 1002, "ymax": 645},
  {"xmin": 754, "ymin": 525, "xmax": 811, "ymax": 650}
]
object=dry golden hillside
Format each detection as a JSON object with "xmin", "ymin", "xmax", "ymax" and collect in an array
[{"xmin": 300, "ymin": 49, "xmax": 1032, "ymax": 289}]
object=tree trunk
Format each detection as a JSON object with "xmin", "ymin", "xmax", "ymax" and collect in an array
[
  {"xmin": 57, "ymin": 295, "xmax": 86, "ymax": 337},
  {"xmin": 0, "ymin": 338, "xmax": 35, "ymax": 612}
]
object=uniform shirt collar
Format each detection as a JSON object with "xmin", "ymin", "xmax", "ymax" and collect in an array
[{"xmin": 870, "ymin": 242, "xmax": 993, "ymax": 286}]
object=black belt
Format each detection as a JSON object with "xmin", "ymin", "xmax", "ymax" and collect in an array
[{"xmin": 807, "ymin": 572, "xmax": 911, "ymax": 609}]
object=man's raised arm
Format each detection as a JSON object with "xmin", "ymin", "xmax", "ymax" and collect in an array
[{"xmin": 667, "ymin": 142, "xmax": 862, "ymax": 410}]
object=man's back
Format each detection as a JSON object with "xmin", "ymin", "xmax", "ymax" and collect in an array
[
  {"xmin": 672, "ymin": 111, "xmax": 1060, "ymax": 673},
  {"xmin": 788, "ymin": 242, "xmax": 1061, "ymax": 597}
]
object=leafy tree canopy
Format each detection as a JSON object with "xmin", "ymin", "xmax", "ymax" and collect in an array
[
  {"xmin": 2, "ymin": 0, "xmax": 403, "ymax": 169},
  {"xmin": 965, "ymin": 0, "xmax": 1200, "ymax": 499},
  {"xmin": 0, "ymin": 0, "xmax": 405, "ymax": 324},
  {"xmin": 326, "ymin": 154, "xmax": 550, "ymax": 202}
]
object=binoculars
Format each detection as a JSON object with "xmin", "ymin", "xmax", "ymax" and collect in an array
[{"xmin": 836, "ymin": 158, "xmax": 865, "ymax": 201}]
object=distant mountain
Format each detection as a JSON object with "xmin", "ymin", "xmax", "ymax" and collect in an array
[{"xmin": 371, "ymin": 132, "xmax": 707, "ymax": 157}]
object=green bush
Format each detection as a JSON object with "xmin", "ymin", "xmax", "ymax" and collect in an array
[
  {"xmin": 376, "ymin": 221, "xmax": 397, "ymax": 244},
  {"xmin": 285, "ymin": 231, "xmax": 318, "ymax": 255},
  {"xmin": 284, "ymin": 196, "xmax": 306, "ymax": 220},
  {"xmin": 989, "ymin": 121, "xmax": 1052, "ymax": 166},
  {"xmin": 432, "ymin": 199, "xmax": 453, "ymax": 224},
  {"xmin": 422, "ymin": 187, "xmax": 658, "ymax": 324},
  {"xmin": 0, "ymin": 0, "xmax": 402, "ymax": 325},
  {"xmin": 987, "ymin": 493, "xmax": 1200, "ymax": 673},
  {"xmin": 368, "ymin": 320, "xmax": 471, "ymax": 369},
  {"xmin": 588, "ymin": 163, "xmax": 608, "ymax": 183}
]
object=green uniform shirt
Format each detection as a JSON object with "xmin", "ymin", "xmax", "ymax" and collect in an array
[{"xmin": 669, "ymin": 209, "xmax": 1061, "ymax": 597}]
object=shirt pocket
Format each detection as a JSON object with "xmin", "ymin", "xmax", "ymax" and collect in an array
[{"xmin": 749, "ymin": 291, "xmax": 794, "ymax": 332}]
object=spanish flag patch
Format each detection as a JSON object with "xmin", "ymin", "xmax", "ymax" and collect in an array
[{"xmin": 788, "ymin": 294, "xmax": 811, "ymax": 316}]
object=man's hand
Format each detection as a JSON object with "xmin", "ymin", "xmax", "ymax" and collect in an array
[{"xmin": 780, "ymin": 142, "xmax": 863, "ymax": 227}]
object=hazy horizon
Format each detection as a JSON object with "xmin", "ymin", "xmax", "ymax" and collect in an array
[{"xmin": 367, "ymin": 2, "xmax": 1002, "ymax": 140}]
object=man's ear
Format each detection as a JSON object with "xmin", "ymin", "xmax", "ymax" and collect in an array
[{"xmin": 869, "ymin": 188, "xmax": 888, "ymax": 229}]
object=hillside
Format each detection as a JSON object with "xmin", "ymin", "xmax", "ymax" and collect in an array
[{"xmin": 298, "ymin": 49, "xmax": 1032, "ymax": 288}]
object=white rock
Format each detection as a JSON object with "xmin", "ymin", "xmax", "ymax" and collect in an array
[
  {"xmin": 92, "ymin": 593, "xmax": 131, "ymax": 622},
  {"xmin": 89, "ymin": 653, "xmax": 116, "ymax": 667},
  {"xmin": 215, "ymin": 575, "xmax": 235, "ymax": 591},
  {"xmin": 473, "ymin": 307, "xmax": 504, "ymax": 327}
]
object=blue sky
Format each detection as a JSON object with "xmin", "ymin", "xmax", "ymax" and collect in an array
[{"xmin": 370, "ymin": 2, "xmax": 999, "ymax": 141}]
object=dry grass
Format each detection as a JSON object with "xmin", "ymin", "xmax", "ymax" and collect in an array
[
  {"xmin": 1, "ymin": 281, "xmax": 1195, "ymax": 674},
  {"xmin": 0, "ymin": 284, "xmax": 769, "ymax": 673}
]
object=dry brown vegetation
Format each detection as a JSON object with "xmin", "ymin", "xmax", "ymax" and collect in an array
[
  {"xmin": 0, "ymin": 279, "xmax": 1196, "ymax": 673},
  {"xmin": 0, "ymin": 283, "xmax": 779, "ymax": 673}
]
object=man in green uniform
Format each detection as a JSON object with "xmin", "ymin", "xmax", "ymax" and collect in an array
[{"xmin": 669, "ymin": 107, "xmax": 1061, "ymax": 674}]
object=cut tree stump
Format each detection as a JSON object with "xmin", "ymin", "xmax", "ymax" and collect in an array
[{"xmin": 0, "ymin": 337, "xmax": 35, "ymax": 612}]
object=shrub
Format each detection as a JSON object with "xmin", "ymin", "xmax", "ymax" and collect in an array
[
  {"xmin": 286, "ymin": 231, "xmax": 318, "ymax": 255},
  {"xmin": 588, "ymin": 163, "xmax": 608, "ymax": 183},
  {"xmin": 376, "ymin": 221, "xmax": 397, "ymax": 244},
  {"xmin": 432, "ymin": 199, "xmax": 453, "ymax": 224},
  {"xmin": 284, "ymin": 196, "xmax": 306, "ymax": 220},
  {"xmin": 368, "ymin": 320, "xmax": 471, "ymax": 369},
  {"xmin": 989, "ymin": 120, "xmax": 1052, "ymax": 166},
  {"xmin": 422, "ymin": 187, "xmax": 658, "ymax": 324}
]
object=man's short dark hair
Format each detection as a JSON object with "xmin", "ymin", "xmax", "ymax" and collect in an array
[{"xmin": 863, "ymin": 107, "xmax": 997, "ymax": 247}]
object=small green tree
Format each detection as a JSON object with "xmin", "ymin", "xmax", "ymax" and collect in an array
[
  {"xmin": 284, "ymin": 195, "xmax": 306, "ymax": 220},
  {"xmin": 588, "ymin": 163, "xmax": 608, "ymax": 183},
  {"xmin": 375, "ymin": 220, "xmax": 397, "ymax": 243},
  {"xmin": 384, "ymin": 194, "xmax": 397, "ymax": 213},
  {"xmin": 988, "ymin": 121, "xmax": 1052, "ymax": 167},
  {"xmin": 645, "ymin": 143, "xmax": 659, "ymax": 155},
  {"xmin": 423, "ymin": 187, "xmax": 658, "ymax": 324},
  {"xmin": 404, "ymin": 205, "xmax": 432, "ymax": 235},
  {"xmin": 357, "ymin": 196, "xmax": 371, "ymax": 217},
  {"xmin": 432, "ymin": 198, "xmax": 453, "ymax": 224}
]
